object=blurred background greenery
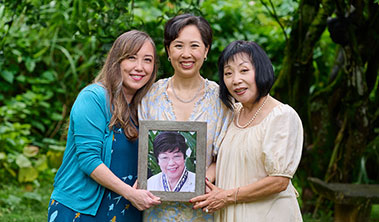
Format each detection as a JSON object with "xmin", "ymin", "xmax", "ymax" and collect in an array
[{"xmin": 0, "ymin": 0, "xmax": 378, "ymax": 221}]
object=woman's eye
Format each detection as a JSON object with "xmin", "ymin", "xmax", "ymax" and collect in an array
[
  {"xmin": 241, "ymin": 69, "xmax": 249, "ymax": 73},
  {"xmin": 191, "ymin": 44, "xmax": 200, "ymax": 48},
  {"xmin": 127, "ymin": 55, "xmax": 136, "ymax": 60},
  {"xmin": 145, "ymin": 58, "xmax": 152, "ymax": 63},
  {"xmin": 174, "ymin": 44, "xmax": 182, "ymax": 49},
  {"xmin": 224, "ymin": 72, "xmax": 232, "ymax": 76}
]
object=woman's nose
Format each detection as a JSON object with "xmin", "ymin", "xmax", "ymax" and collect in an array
[
  {"xmin": 134, "ymin": 60, "xmax": 143, "ymax": 71},
  {"xmin": 167, "ymin": 158, "xmax": 175, "ymax": 165},
  {"xmin": 181, "ymin": 46, "xmax": 191, "ymax": 58},
  {"xmin": 232, "ymin": 74, "xmax": 242, "ymax": 85}
]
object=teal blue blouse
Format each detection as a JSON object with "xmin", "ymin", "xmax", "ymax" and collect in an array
[{"xmin": 51, "ymin": 84, "xmax": 114, "ymax": 216}]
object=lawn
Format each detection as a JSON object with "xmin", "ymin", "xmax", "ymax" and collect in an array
[
  {"xmin": 1, "ymin": 176, "xmax": 378, "ymax": 221},
  {"xmin": 0, "ymin": 172, "xmax": 53, "ymax": 222}
]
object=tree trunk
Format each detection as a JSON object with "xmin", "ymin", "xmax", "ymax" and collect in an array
[{"xmin": 272, "ymin": 0, "xmax": 379, "ymax": 215}]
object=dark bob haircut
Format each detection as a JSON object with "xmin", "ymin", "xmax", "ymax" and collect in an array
[
  {"xmin": 164, "ymin": 13, "xmax": 212, "ymax": 56},
  {"xmin": 153, "ymin": 131, "xmax": 188, "ymax": 163},
  {"xmin": 218, "ymin": 40, "xmax": 275, "ymax": 110}
]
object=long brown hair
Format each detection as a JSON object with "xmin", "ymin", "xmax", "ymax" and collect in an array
[{"xmin": 95, "ymin": 30, "xmax": 157, "ymax": 140}]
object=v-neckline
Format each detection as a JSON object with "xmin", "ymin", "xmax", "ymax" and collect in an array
[{"xmin": 164, "ymin": 77, "xmax": 208, "ymax": 121}]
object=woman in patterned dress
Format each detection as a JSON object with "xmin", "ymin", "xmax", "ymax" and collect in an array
[
  {"xmin": 138, "ymin": 14, "xmax": 232, "ymax": 222},
  {"xmin": 47, "ymin": 30, "xmax": 161, "ymax": 222},
  {"xmin": 191, "ymin": 40, "xmax": 303, "ymax": 222}
]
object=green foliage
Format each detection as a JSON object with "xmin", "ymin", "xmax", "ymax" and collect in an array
[{"xmin": 1, "ymin": 0, "xmax": 136, "ymax": 186}]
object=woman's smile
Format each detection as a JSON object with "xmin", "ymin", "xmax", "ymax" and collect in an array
[{"xmin": 180, "ymin": 61, "xmax": 195, "ymax": 69}]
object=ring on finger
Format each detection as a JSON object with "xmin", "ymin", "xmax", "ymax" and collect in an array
[{"xmin": 205, "ymin": 208, "xmax": 209, "ymax": 213}]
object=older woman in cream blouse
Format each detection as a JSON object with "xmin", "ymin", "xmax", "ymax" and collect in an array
[{"xmin": 191, "ymin": 40, "xmax": 303, "ymax": 222}]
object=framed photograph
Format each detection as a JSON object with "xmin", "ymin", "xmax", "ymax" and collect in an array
[{"xmin": 138, "ymin": 120, "xmax": 207, "ymax": 202}]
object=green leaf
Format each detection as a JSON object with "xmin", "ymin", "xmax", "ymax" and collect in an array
[
  {"xmin": 56, "ymin": 44, "xmax": 77, "ymax": 80},
  {"xmin": 25, "ymin": 57, "xmax": 36, "ymax": 72},
  {"xmin": 31, "ymin": 120, "xmax": 46, "ymax": 132},
  {"xmin": 41, "ymin": 70, "xmax": 56, "ymax": 82},
  {"xmin": 47, "ymin": 150, "xmax": 64, "ymax": 169},
  {"xmin": 0, "ymin": 4, "xmax": 4, "ymax": 16},
  {"xmin": 35, "ymin": 155, "xmax": 48, "ymax": 171},
  {"xmin": 33, "ymin": 46, "xmax": 49, "ymax": 58},
  {"xmin": 0, "ymin": 152, "xmax": 6, "ymax": 160},
  {"xmin": 23, "ymin": 145, "xmax": 39, "ymax": 157},
  {"xmin": 185, "ymin": 157, "xmax": 196, "ymax": 173},
  {"xmin": 51, "ymin": 112, "xmax": 63, "ymax": 121},
  {"xmin": 48, "ymin": 144, "xmax": 66, "ymax": 152},
  {"xmin": 16, "ymin": 154, "xmax": 32, "ymax": 168},
  {"xmin": 1, "ymin": 70, "xmax": 15, "ymax": 83},
  {"xmin": 18, "ymin": 167, "xmax": 39, "ymax": 182},
  {"xmin": 6, "ymin": 195, "xmax": 22, "ymax": 206},
  {"xmin": 23, "ymin": 192, "xmax": 42, "ymax": 202},
  {"xmin": 16, "ymin": 74, "xmax": 26, "ymax": 83},
  {"xmin": 148, "ymin": 153, "xmax": 161, "ymax": 175}
]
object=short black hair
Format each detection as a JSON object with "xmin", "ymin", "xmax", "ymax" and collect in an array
[
  {"xmin": 153, "ymin": 131, "xmax": 187, "ymax": 162},
  {"xmin": 218, "ymin": 40, "xmax": 275, "ymax": 110},
  {"xmin": 164, "ymin": 13, "xmax": 212, "ymax": 56}
]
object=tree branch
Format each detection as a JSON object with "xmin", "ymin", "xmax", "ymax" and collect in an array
[{"xmin": 259, "ymin": 0, "xmax": 288, "ymax": 42}]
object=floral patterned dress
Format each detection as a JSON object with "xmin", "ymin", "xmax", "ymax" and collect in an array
[{"xmin": 138, "ymin": 78, "xmax": 232, "ymax": 222}]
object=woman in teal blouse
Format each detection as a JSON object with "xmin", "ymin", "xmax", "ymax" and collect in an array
[{"xmin": 47, "ymin": 30, "xmax": 161, "ymax": 222}]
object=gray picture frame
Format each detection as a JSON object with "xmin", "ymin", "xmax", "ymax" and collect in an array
[{"xmin": 138, "ymin": 120, "xmax": 207, "ymax": 202}]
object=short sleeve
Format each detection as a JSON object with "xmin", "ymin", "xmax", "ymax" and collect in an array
[
  {"xmin": 138, "ymin": 90, "xmax": 149, "ymax": 121},
  {"xmin": 71, "ymin": 87, "xmax": 108, "ymax": 175},
  {"xmin": 212, "ymin": 99, "xmax": 233, "ymax": 156},
  {"xmin": 262, "ymin": 106, "xmax": 303, "ymax": 178}
]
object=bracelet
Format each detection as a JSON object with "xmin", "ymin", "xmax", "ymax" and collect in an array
[{"xmin": 234, "ymin": 187, "xmax": 240, "ymax": 204}]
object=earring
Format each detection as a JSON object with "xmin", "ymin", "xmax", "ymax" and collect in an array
[
  {"xmin": 204, "ymin": 57, "xmax": 207, "ymax": 61},
  {"xmin": 168, "ymin": 57, "xmax": 171, "ymax": 62}
]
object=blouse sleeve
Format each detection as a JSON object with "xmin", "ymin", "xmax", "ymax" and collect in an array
[
  {"xmin": 212, "ymin": 96, "xmax": 233, "ymax": 156},
  {"xmin": 262, "ymin": 106, "xmax": 303, "ymax": 178},
  {"xmin": 138, "ymin": 91, "xmax": 150, "ymax": 121},
  {"xmin": 71, "ymin": 88, "xmax": 108, "ymax": 175}
]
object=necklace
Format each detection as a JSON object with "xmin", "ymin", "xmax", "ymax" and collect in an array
[
  {"xmin": 171, "ymin": 78, "xmax": 203, "ymax": 103},
  {"xmin": 236, "ymin": 96, "xmax": 269, "ymax": 129}
]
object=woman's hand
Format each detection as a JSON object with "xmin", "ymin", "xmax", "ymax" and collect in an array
[
  {"xmin": 127, "ymin": 182, "xmax": 161, "ymax": 211},
  {"xmin": 90, "ymin": 165, "xmax": 161, "ymax": 211},
  {"xmin": 190, "ymin": 180, "xmax": 234, "ymax": 213}
]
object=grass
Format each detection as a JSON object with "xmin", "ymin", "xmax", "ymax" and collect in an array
[
  {"xmin": 0, "ymin": 174, "xmax": 378, "ymax": 222},
  {"xmin": 0, "ymin": 174, "xmax": 54, "ymax": 222}
]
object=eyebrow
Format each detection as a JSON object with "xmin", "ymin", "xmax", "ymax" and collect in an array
[
  {"xmin": 224, "ymin": 61, "xmax": 250, "ymax": 68},
  {"xmin": 239, "ymin": 61, "xmax": 250, "ymax": 66},
  {"xmin": 172, "ymin": 40, "xmax": 201, "ymax": 44}
]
